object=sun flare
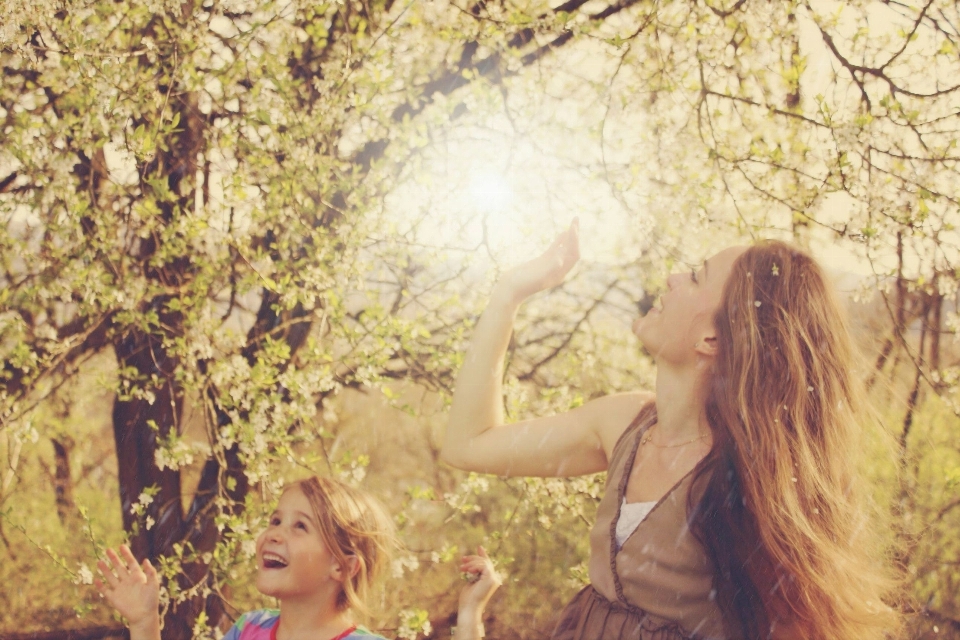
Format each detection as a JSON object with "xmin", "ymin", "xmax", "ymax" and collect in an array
[
  {"xmin": 466, "ymin": 169, "xmax": 514, "ymax": 213},
  {"xmin": 385, "ymin": 123, "xmax": 641, "ymax": 266}
]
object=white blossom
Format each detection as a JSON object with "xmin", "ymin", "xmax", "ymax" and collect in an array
[
  {"xmin": 75, "ymin": 563, "xmax": 94, "ymax": 585},
  {"xmin": 397, "ymin": 609, "xmax": 431, "ymax": 640},
  {"xmin": 391, "ymin": 554, "xmax": 420, "ymax": 579}
]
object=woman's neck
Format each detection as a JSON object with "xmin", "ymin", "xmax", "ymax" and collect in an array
[
  {"xmin": 277, "ymin": 597, "xmax": 354, "ymax": 640},
  {"xmin": 653, "ymin": 361, "xmax": 711, "ymax": 443}
]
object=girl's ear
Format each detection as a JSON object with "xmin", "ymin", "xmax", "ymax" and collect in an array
[{"xmin": 331, "ymin": 555, "xmax": 361, "ymax": 583}]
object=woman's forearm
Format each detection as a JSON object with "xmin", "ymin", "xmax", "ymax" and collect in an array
[
  {"xmin": 441, "ymin": 221, "xmax": 581, "ymax": 474},
  {"xmin": 441, "ymin": 286, "xmax": 520, "ymax": 468}
]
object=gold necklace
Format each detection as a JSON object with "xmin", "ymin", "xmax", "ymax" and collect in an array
[{"xmin": 640, "ymin": 426, "xmax": 708, "ymax": 448}]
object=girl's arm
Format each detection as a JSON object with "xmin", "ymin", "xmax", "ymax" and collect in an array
[
  {"xmin": 454, "ymin": 547, "xmax": 501, "ymax": 640},
  {"xmin": 94, "ymin": 545, "xmax": 161, "ymax": 640},
  {"xmin": 441, "ymin": 221, "xmax": 647, "ymax": 477}
]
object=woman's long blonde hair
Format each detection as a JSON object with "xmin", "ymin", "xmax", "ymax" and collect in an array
[
  {"xmin": 690, "ymin": 240, "xmax": 903, "ymax": 639},
  {"xmin": 289, "ymin": 476, "xmax": 396, "ymax": 613}
]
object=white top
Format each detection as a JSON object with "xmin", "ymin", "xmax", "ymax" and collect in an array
[{"xmin": 615, "ymin": 498, "xmax": 657, "ymax": 549}]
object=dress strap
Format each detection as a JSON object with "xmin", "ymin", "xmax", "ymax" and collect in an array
[
  {"xmin": 329, "ymin": 626, "xmax": 358, "ymax": 640},
  {"xmin": 609, "ymin": 402, "xmax": 660, "ymax": 606},
  {"xmin": 607, "ymin": 401, "xmax": 656, "ymax": 476}
]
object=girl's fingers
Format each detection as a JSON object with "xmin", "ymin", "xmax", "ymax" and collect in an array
[
  {"xmin": 142, "ymin": 558, "xmax": 157, "ymax": 581},
  {"xmin": 460, "ymin": 547, "xmax": 490, "ymax": 567},
  {"xmin": 460, "ymin": 558, "xmax": 496, "ymax": 576},
  {"xmin": 97, "ymin": 558, "xmax": 120, "ymax": 589},
  {"xmin": 101, "ymin": 546, "xmax": 150, "ymax": 587},
  {"xmin": 105, "ymin": 547, "xmax": 129, "ymax": 574},
  {"xmin": 459, "ymin": 546, "xmax": 498, "ymax": 578},
  {"xmin": 119, "ymin": 545, "xmax": 144, "ymax": 579}
]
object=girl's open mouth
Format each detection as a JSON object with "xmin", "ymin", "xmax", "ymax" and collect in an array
[{"xmin": 261, "ymin": 552, "xmax": 288, "ymax": 569}]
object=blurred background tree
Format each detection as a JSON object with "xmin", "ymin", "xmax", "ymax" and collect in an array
[{"xmin": 1, "ymin": 0, "xmax": 958, "ymax": 638}]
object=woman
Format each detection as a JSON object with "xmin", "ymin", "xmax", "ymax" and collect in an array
[{"xmin": 441, "ymin": 221, "xmax": 902, "ymax": 640}]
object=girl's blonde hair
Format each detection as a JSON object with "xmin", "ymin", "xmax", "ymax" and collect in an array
[{"xmin": 286, "ymin": 476, "xmax": 396, "ymax": 613}]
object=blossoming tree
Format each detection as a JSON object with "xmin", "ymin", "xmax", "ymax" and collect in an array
[{"xmin": 2, "ymin": 0, "xmax": 959, "ymax": 638}]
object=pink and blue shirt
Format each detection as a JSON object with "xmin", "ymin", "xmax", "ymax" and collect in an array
[{"xmin": 223, "ymin": 609, "xmax": 387, "ymax": 640}]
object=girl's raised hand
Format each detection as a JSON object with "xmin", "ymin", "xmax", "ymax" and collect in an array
[
  {"xmin": 95, "ymin": 545, "xmax": 161, "ymax": 637},
  {"xmin": 497, "ymin": 218, "xmax": 580, "ymax": 303},
  {"xmin": 458, "ymin": 546, "xmax": 502, "ymax": 614}
]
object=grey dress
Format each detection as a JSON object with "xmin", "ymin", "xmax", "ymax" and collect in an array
[{"xmin": 551, "ymin": 403, "xmax": 731, "ymax": 640}]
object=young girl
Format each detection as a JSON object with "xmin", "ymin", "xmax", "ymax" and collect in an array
[{"xmin": 96, "ymin": 475, "xmax": 500, "ymax": 640}]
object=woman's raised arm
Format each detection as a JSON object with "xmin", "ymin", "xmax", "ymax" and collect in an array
[{"xmin": 441, "ymin": 221, "xmax": 647, "ymax": 477}]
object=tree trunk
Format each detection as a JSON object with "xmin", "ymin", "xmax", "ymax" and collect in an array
[{"xmin": 51, "ymin": 437, "xmax": 75, "ymax": 525}]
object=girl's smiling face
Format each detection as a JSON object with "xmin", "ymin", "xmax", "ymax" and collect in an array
[{"xmin": 255, "ymin": 486, "xmax": 341, "ymax": 604}]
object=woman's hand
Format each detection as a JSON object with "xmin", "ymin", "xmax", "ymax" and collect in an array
[
  {"xmin": 95, "ymin": 545, "xmax": 161, "ymax": 640},
  {"xmin": 495, "ymin": 219, "xmax": 580, "ymax": 304},
  {"xmin": 457, "ymin": 546, "xmax": 501, "ymax": 633}
]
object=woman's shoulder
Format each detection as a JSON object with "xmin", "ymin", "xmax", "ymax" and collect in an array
[{"xmin": 590, "ymin": 392, "xmax": 655, "ymax": 459}]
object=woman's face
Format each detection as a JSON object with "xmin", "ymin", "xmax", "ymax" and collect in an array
[{"xmin": 633, "ymin": 245, "xmax": 746, "ymax": 365}]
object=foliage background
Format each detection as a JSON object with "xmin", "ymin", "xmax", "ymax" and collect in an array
[{"xmin": 1, "ymin": 0, "xmax": 959, "ymax": 638}]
